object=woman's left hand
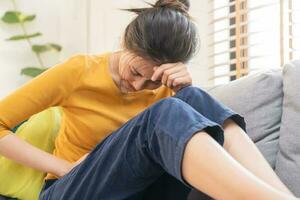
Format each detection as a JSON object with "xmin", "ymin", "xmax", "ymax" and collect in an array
[{"xmin": 151, "ymin": 62, "xmax": 192, "ymax": 93}]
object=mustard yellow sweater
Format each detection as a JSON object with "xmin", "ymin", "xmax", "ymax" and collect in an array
[{"xmin": 0, "ymin": 53, "xmax": 173, "ymax": 179}]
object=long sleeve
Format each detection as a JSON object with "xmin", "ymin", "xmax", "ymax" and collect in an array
[{"xmin": 0, "ymin": 55, "xmax": 85, "ymax": 139}]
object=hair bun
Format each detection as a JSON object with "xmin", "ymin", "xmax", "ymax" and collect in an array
[
  {"xmin": 122, "ymin": 0, "xmax": 190, "ymax": 16},
  {"xmin": 154, "ymin": 0, "xmax": 190, "ymax": 14}
]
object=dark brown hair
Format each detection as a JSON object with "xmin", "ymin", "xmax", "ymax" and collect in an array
[{"xmin": 123, "ymin": 0, "xmax": 198, "ymax": 64}]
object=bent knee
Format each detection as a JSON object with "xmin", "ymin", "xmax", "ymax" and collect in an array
[
  {"xmin": 176, "ymin": 86, "xmax": 199, "ymax": 95},
  {"xmin": 155, "ymin": 97, "xmax": 187, "ymax": 109}
]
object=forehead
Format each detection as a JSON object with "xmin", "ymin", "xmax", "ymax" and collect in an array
[
  {"xmin": 128, "ymin": 54, "xmax": 156, "ymax": 66},
  {"xmin": 128, "ymin": 54, "xmax": 157, "ymax": 78}
]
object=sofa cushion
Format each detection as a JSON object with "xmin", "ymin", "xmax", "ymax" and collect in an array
[
  {"xmin": 275, "ymin": 60, "xmax": 300, "ymax": 196},
  {"xmin": 205, "ymin": 69, "xmax": 283, "ymax": 168}
]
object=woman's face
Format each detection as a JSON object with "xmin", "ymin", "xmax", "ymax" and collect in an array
[{"xmin": 118, "ymin": 51, "xmax": 162, "ymax": 92}]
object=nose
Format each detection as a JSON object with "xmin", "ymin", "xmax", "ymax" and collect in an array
[{"xmin": 133, "ymin": 78, "xmax": 147, "ymax": 91}]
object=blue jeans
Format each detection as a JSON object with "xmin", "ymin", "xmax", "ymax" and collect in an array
[{"xmin": 39, "ymin": 86, "xmax": 246, "ymax": 200}]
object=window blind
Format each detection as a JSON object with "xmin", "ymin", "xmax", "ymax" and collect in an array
[{"xmin": 209, "ymin": 0, "xmax": 300, "ymax": 85}]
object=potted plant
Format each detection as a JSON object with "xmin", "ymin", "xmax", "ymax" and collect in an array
[{"xmin": 1, "ymin": 0, "xmax": 62, "ymax": 77}]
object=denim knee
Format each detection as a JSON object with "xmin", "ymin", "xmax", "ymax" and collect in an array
[
  {"xmin": 143, "ymin": 96, "xmax": 220, "ymax": 146},
  {"xmin": 175, "ymin": 86, "xmax": 199, "ymax": 95},
  {"xmin": 152, "ymin": 97, "xmax": 187, "ymax": 113},
  {"xmin": 175, "ymin": 86, "xmax": 208, "ymax": 101},
  {"xmin": 146, "ymin": 97, "xmax": 196, "ymax": 130},
  {"xmin": 143, "ymin": 97, "xmax": 189, "ymax": 134}
]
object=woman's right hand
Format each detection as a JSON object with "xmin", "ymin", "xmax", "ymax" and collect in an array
[
  {"xmin": 151, "ymin": 62, "xmax": 192, "ymax": 93},
  {"xmin": 0, "ymin": 133, "xmax": 75, "ymax": 177},
  {"xmin": 59, "ymin": 153, "xmax": 89, "ymax": 177}
]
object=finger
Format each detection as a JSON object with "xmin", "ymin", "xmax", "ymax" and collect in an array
[
  {"xmin": 172, "ymin": 85, "xmax": 182, "ymax": 93},
  {"xmin": 161, "ymin": 65, "xmax": 185, "ymax": 85},
  {"xmin": 151, "ymin": 64, "xmax": 174, "ymax": 81},
  {"xmin": 151, "ymin": 63, "xmax": 176, "ymax": 81},
  {"xmin": 166, "ymin": 71, "xmax": 188, "ymax": 87},
  {"xmin": 172, "ymin": 76, "xmax": 192, "ymax": 88}
]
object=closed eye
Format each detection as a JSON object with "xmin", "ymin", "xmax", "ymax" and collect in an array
[{"xmin": 131, "ymin": 67, "xmax": 142, "ymax": 77}]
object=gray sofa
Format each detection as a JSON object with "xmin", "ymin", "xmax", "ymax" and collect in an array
[
  {"xmin": 189, "ymin": 60, "xmax": 300, "ymax": 199},
  {"xmin": 1, "ymin": 60, "xmax": 299, "ymax": 200}
]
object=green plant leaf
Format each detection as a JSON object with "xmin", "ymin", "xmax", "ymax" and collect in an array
[
  {"xmin": 21, "ymin": 67, "xmax": 48, "ymax": 77},
  {"xmin": 32, "ymin": 43, "xmax": 62, "ymax": 53},
  {"xmin": 48, "ymin": 43, "xmax": 62, "ymax": 51},
  {"xmin": 22, "ymin": 14, "xmax": 36, "ymax": 22},
  {"xmin": 6, "ymin": 32, "xmax": 42, "ymax": 41},
  {"xmin": 2, "ymin": 11, "xmax": 35, "ymax": 24},
  {"xmin": 2, "ymin": 11, "xmax": 20, "ymax": 23}
]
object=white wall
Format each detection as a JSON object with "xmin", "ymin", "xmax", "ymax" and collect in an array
[
  {"xmin": 0, "ymin": 0, "xmax": 213, "ymax": 99},
  {"xmin": 188, "ymin": 0, "xmax": 214, "ymax": 87},
  {"xmin": 0, "ymin": 0, "xmax": 61, "ymax": 98}
]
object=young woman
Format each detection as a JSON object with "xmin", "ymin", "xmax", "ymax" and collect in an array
[{"xmin": 0, "ymin": 0, "xmax": 298, "ymax": 199}]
